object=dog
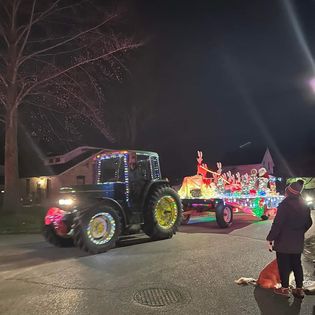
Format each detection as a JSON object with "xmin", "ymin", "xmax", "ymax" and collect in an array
[
  {"xmin": 235, "ymin": 259, "xmax": 315, "ymax": 293},
  {"xmin": 235, "ymin": 259, "xmax": 282, "ymax": 289}
]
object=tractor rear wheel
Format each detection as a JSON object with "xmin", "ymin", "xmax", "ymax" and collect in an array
[
  {"xmin": 42, "ymin": 224, "xmax": 74, "ymax": 247},
  {"xmin": 215, "ymin": 203, "xmax": 233, "ymax": 228},
  {"xmin": 73, "ymin": 206, "xmax": 121, "ymax": 254},
  {"xmin": 143, "ymin": 186, "xmax": 182, "ymax": 240}
]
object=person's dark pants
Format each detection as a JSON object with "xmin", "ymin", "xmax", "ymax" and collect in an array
[{"xmin": 276, "ymin": 252, "xmax": 303, "ymax": 288}]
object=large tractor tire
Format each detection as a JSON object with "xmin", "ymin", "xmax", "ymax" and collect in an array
[
  {"xmin": 42, "ymin": 224, "xmax": 74, "ymax": 247},
  {"xmin": 215, "ymin": 203, "xmax": 233, "ymax": 228},
  {"xmin": 143, "ymin": 186, "xmax": 182, "ymax": 240},
  {"xmin": 73, "ymin": 206, "xmax": 122, "ymax": 254}
]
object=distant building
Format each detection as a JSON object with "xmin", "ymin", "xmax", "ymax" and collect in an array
[
  {"xmin": 19, "ymin": 146, "xmax": 104, "ymax": 204},
  {"xmin": 221, "ymin": 147, "xmax": 275, "ymax": 176}
]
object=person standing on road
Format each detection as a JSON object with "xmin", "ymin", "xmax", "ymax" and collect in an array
[{"xmin": 266, "ymin": 180, "xmax": 312, "ymax": 298}]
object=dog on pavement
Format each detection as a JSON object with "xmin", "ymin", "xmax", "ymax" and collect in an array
[
  {"xmin": 235, "ymin": 259, "xmax": 282, "ymax": 289},
  {"xmin": 235, "ymin": 259, "xmax": 315, "ymax": 293}
]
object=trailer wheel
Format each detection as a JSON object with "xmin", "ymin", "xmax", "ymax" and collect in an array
[
  {"xmin": 143, "ymin": 186, "xmax": 182, "ymax": 240},
  {"xmin": 215, "ymin": 204, "xmax": 233, "ymax": 228},
  {"xmin": 73, "ymin": 206, "xmax": 121, "ymax": 254},
  {"xmin": 42, "ymin": 224, "xmax": 74, "ymax": 247}
]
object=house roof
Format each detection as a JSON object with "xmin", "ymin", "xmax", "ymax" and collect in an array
[
  {"xmin": 220, "ymin": 147, "xmax": 268, "ymax": 166},
  {"xmin": 20, "ymin": 148, "xmax": 102, "ymax": 178},
  {"xmin": 19, "ymin": 148, "xmax": 160, "ymax": 178}
]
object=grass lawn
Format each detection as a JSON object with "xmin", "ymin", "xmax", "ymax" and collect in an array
[{"xmin": 0, "ymin": 206, "xmax": 46, "ymax": 234}]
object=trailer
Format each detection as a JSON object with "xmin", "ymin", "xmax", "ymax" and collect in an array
[{"xmin": 179, "ymin": 151, "xmax": 284, "ymax": 228}]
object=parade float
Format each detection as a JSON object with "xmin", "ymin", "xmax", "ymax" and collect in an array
[{"xmin": 179, "ymin": 151, "xmax": 284, "ymax": 227}]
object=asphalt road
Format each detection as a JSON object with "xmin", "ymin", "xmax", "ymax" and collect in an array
[{"xmin": 1, "ymin": 213, "xmax": 315, "ymax": 315}]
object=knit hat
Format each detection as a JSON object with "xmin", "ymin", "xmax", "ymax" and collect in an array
[{"xmin": 285, "ymin": 180, "xmax": 304, "ymax": 196}]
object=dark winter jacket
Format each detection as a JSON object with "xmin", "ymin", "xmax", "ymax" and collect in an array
[{"xmin": 266, "ymin": 196, "xmax": 312, "ymax": 254}]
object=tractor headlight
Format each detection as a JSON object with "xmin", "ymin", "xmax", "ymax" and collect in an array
[{"xmin": 58, "ymin": 198, "xmax": 74, "ymax": 206}]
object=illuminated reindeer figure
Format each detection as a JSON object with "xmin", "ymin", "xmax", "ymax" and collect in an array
[
  {"xmin": 213, "ymin": 162, "xmax": 222, "ymax": 184},
  {"xmin": 196, "ymin": 152, "xmax": 228, "ymax": 186},
  {"xmin": 196, "ymin": 151, "xmax": 208, "ymax": 179},
  {"xmin": 241, "ymin": 173, "xmax": 250, "ymax": 195},
  {"xmin": 215, "ymin": 162, "xmax": 226, "ymax": 194}
]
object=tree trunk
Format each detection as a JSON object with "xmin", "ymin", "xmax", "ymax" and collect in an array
[
  {"xmin": 2, "ymin": 7, "xmax": 20, "ymax": 213},
  {"xmin": 2, "ymin": 109, "xmax": 19, "ymax": 213}
]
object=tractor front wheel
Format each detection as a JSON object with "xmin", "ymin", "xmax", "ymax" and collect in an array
[
  {"xmin": 215, "ymin": 203, "xmax": 233, "ymax": 228},
  {"xmin": 73, "ymin": 206, "xmax": 121, "ymax": 254},
  {"xmin": 42, "ymin": 224, "xmax": 74, "ymax": 247},
  {"xmin": 143, "ymin": 186, "xmax": 182, "ymax": 240}
]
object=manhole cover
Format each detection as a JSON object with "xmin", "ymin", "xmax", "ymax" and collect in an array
[{"xmin": 133, "ymin": 287, "xmax": 183, "ymax": 307}]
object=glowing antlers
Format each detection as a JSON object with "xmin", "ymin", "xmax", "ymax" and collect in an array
[{"xmin": 197, "ymin": 150, "xmax": 203, "ymax": 164}]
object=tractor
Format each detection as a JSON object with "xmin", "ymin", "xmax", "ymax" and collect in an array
[{"xmin": 43, "ymin": 150, "xmax": 182, "ymax": 254}]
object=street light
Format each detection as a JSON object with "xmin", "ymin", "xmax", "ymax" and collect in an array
[{"xmin": 309, "ymin": 77, "xmax": 315, "ymax": 93}]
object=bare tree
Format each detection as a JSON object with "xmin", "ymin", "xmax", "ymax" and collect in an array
[
  {"xmin": 119, "ymin": 103, "xmax": 154, "ymax": 148},
  {"xmin": 0, "ymin": 0, "xmax": 141, "ymax": 211}
]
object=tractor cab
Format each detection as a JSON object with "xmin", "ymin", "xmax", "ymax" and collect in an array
[{"xmin": 95, "ymin": 150, "xmax": 162, "ymax": 206}]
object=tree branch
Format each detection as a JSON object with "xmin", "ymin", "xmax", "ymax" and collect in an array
[
  {"xmin": 0, "ymin": 25, "xmax": 10, "ymax": 47},
  {"xmin": 0, "ymin": 73, "xmax": 8, "ymax": 88},
  {"xmin": 49, "ymin": 0, "xmax": 88, "ymax": 16},
  {"xmin": 11, "ymin": 0, "xmax": 18, "ymax": 31},
  {"xmin": 24, "ymin": 99, "xmax": 75, "ymax": 115},
  {"xmin": 0, "ymin": 54, "xmax": 8, "ymax": 66},
  {"xmin": 0, "ymin": 95, "xmax": 7, "ymax": 109},
  {"xmin": 27, "ymin": 34, "xmax": 73, "ymax": 44},
  {"xmin": 0, "ymin": 1, "xmax": 10, "ymax": 20},
  {"xmin": 19, "ymin": 14, "xmax": 117, "ymax": 66},
  {"xmin": 18, "ymin": 43, "xmax": 141, "ymax": 104},
  {"xmin": 28, "ymin": 87, "xmax": 114, "ymax": 142},
  {"xmin": 17, "ymin": 0, "xmax": 37, "ymax": 63},
  {"xmin": 17, "ymin": 0, "xmax": 62, "ymax": 44},
  {"xmin": 78, "ymin": 66, "xmax": 104, "ymax": 104},
  {"xmin": 35, "ymin": 32, "xmax": 107, "ymax": 57},
  {"xmin": 58, "ymin": 84, "xmax": 114, "ymax": 142},
  {"xmin": 13, "ymin": 0, "xmax": 22, "ymax": 16}
]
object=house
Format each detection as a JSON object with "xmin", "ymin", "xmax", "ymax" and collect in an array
[
  {"xmin": 19, "ymin": 146, "xmax": 104, "ymax": 204},
  {"xmin": 221, "ymin": 147, "xmax": 275, "ymax": 176}
]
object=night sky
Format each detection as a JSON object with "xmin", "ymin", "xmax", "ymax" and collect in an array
[
  {"xmin": 121, "ymin": 0, "xmax": 315, "ymax": 180},
  {"xmin": 17, "ymin": 0, "xmax": 315, "ymax": 181}
]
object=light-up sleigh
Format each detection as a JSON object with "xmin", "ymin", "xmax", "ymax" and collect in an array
[{"xmin": 179, "ymin": 151, "xmax": 283, "ymax": 228}]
